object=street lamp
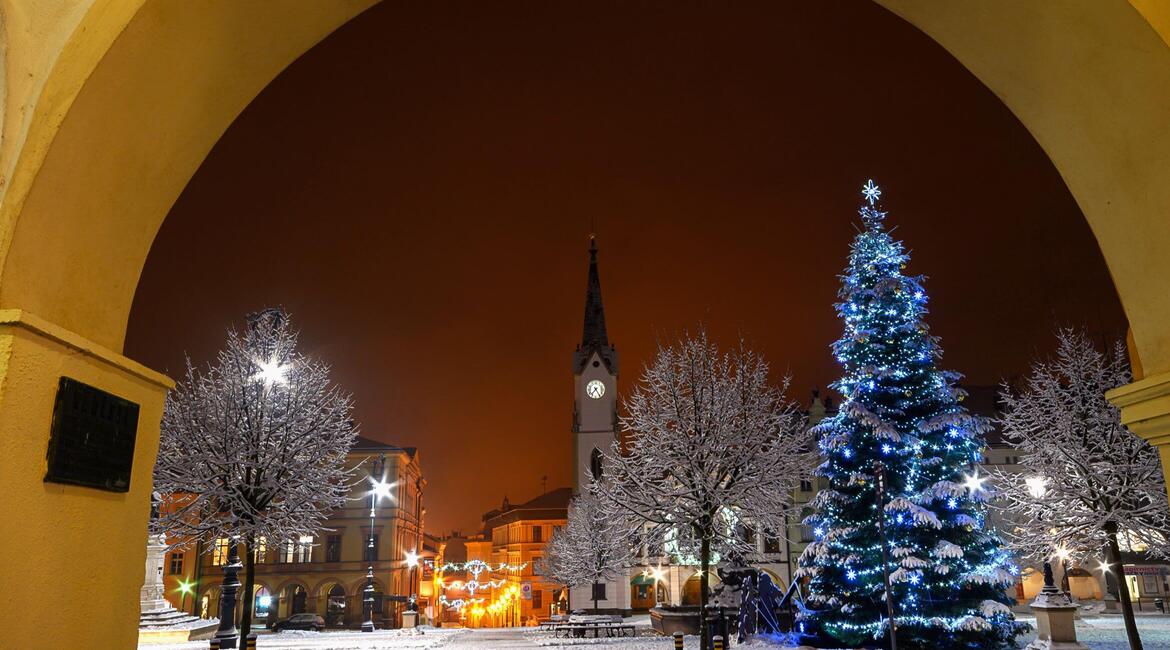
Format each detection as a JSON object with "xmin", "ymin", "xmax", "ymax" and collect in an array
[
  {"xmin": 404, "ymin": 550, "xmax": 421, "ymax": 619},
  {"xmin": 363, "ymin": 454, "xmax": 395, "ymax": 632},
  {"xmin": 1026, "ymin": 476, "xmax": 1048, "ymax": 499},
  {"xmin": 177, "ymin": 580, "xmax": 195, "ymax": 613},
  {"xmin": 213, "ymin": 535, "xmax": 244, "ymax": 649},
  {"xmin": 962, "ymin": 471, "xmax": 986, "ymax": 494},
  {"xmin": 252, "ymin": 357, "xmax": 288, "ymax": 386}
]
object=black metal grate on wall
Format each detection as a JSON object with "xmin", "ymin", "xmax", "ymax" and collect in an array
[{"xmin": 44, "ymin": 377, "xmax": 139, "ymax": 492}]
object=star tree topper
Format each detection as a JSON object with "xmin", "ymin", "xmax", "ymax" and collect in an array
[{"xmin": 862, "ymin": 179, "xmax": 881, "ymax": 205}]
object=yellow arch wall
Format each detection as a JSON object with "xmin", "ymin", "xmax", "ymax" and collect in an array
[
  {"xmin": 0, "ymin": 2, "xmax": 374, "ymax": 648},
  {"xmin": 1, "ymin": 1, "xmax": 1169, "ymax": 647},
  {"xmin": 876, "ymin": 0, "xmax": 1170, "ymax": 502}
]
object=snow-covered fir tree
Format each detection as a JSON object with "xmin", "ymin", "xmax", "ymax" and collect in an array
[
  {"xmin": 796, "ymin": 182, "xmax": 1026, "ymax": 649},
  {"xmin": 153, "ymin": 308, "xmax": 358, "ymax": 639},
  {"xmin": 541, "ymin": 492, "xmax": 636, "ymax": 612},
  {"xmin": 592, "ymin": 329, "xmax": 809, "ymax": 650},
  {"xmin": 991, "ymin": 328, "xmax": 1170, "ymax": 650}
]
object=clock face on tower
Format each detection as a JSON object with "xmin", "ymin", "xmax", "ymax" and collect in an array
[{"xmin": 585, "ymin": 379, "xmax": 606, "ymax": 399}]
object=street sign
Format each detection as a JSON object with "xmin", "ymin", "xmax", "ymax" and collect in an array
[{"xmin": 521, "ymin": 583, "xmax": 532, "ymax": 600}]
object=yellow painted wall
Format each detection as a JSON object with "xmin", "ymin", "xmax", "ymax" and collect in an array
[
  {"xmin": 0, "ymin": 311, "xmax": 171, "ymax": 648},
  {"xmin": 876, "ymin": 0, "xmax": 1170, "ymax": 378},
  {"xmin": 0, "ymin": 2, "xmax": 374, "ymax": 648}
]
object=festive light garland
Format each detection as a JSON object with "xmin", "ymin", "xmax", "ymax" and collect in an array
[{"xmin": 431, "ymin": 559, "xmax": 529, "ymax": 611}]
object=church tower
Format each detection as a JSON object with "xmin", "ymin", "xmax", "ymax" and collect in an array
[
  {"xmin": 572, "ymin": 235, "xmax": 619, "ymax": 495},
  {"xmin": 570, "ymin": 235, "xmax": 630, "ymax": 614}
]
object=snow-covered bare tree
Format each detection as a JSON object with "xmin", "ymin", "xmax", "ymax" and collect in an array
[
  {"xmin": 991, "ymin": 328, "xmax": 1170, "ymax": 650},
  {"xmin": 153, "ymin": 308, "xmax": 358, "ymax": 640},
  {"xmin": 592, "ymin": 329, "xmax": 810, "ymax": 650},
  {"xmin": 541, "ymin": 492, "xmax": 636, "ymax": 612}
]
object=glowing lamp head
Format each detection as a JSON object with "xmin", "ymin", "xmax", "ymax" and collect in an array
[
  {"xmin": 404, "ymin": 549, "xmax": 420, "ymax": 568},
  {"xmin": 258, "ymin": 595, "xmax": 272, "ymax": 607},
  {"xmin": 650, "ymin": 565, "xmax": 666, "ymax": 583},
  {"xmin": 371, "ymin": 478, "xmax": 396, "ymax": 502},
  {"xmin": 1053, "ymin": 547, "xmax": 1071, "ymax": 562},
  {"xmin": 1025, "ymin": 476, "xmax": 1048, "ymax": 499},
  {"xmin": 177, "ymin": 580, "xmax": 194, "ymax": 595},
  {"xmin": 962, "ymin": 472, "xmax": 986, "ymax": 494},
  {"xmin": 253, "ymin": 358, "xmax": 288, "ymax": 386}
]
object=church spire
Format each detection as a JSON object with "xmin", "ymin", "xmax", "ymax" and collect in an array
[
  {"xmin": 574, "ymin": 234, "xmax": 618, "ymax": 374},
  {"xmin": 582, "ymin": 235, "xmax": 609, "ymax": 349}
]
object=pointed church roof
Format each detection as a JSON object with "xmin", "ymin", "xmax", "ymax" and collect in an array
[
  {"xmin": 582, "ymin": 236, "xmax": 609, "ymax": 349},
  {"xmin": 574, "ymin": 236, "xmax": 618, "ymax": 374}
]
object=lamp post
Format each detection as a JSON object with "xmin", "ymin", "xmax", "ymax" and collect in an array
[
  {"xmin": 363, "ymin": 454, "xmax": 395, "ymax": 632},
  {"xmin": 214, "ymin": 536, "xmax": 243, "ymax": 648}
]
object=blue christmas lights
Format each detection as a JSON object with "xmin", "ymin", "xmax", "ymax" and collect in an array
[{"xmin": 796, "ymin": 182, "xmax": 1027, "ymax": 649}]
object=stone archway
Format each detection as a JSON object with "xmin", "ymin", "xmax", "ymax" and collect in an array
[
  {"xmin": 0, "ymin": 3, "xmax": 375, "ymax": 648},
  {"xmin": 3, "ymin": 3, "xmax": 1170, "ymax": 648},
  {"xmin": 873, "ymin": 1, "xmax": 1170, "ymax": 471}
]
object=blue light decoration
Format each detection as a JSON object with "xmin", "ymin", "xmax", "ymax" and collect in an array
[{"xmin": 795, "ymin": 182, "xmax": 1027, "ymax": 649}]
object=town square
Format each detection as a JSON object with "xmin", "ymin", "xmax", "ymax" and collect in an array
[{"xmin": 1, "ymin": 3, "xmax": 1170, "ymax": 650}]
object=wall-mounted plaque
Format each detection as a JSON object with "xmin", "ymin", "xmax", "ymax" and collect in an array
[{"xmin": 44, "ymin": 377, "xmax": 139, "ymax": 492}]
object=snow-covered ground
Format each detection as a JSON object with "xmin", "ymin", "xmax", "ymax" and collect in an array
[
  {"xmin": 1016, "ymin": 614, "xmax": 1170, "ymax": 650},
  {"xmin": 139, "ymin": 615, "xmax": 1170, "ymax": 649},
  {"xmin": 139, "ymin": 627, "xmax": 467, "ymax": 650}
]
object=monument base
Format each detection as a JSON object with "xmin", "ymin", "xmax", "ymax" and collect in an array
[{"xmin": 1029, "ymin": 586, "xmax": 1088, "ymax": 650}]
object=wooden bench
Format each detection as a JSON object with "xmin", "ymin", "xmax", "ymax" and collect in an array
[{"xmin": 553, "ymin": 622, "xmax": 636, "ymax": 638}]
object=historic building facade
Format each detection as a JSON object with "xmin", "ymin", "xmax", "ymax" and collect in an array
[
  {"xmin": 184, "ymin": 437, "xmax": 425, "ymax": 629},
  {"xmin": 483, "ymin": 489, "xmax": 572, "ymax": 622}
]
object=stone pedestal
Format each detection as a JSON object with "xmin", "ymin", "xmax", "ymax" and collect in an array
[
  {"xmin": 402, "ymin": 611, "xmax": 418, "ymax": 628},
  {"xmin": 1027, "ymin": 589, "xmax": 1088, "ymax": 649},
  {"xmin": 141, "ymin": 534, "xmax": 170, "ymax": 612},
  {"xmin": 139, "ymin": 534, "xmax": 218, "ymax": 643}
]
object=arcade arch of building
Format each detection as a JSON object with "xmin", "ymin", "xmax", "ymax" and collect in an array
[{"xmin": 1, "ymin": 2, "xmax": 1169, "ymax": 647}]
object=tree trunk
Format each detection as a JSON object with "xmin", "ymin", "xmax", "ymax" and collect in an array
[
  {"xmin": 699, "ymin": 534, "xmax": 710, "ymax": 650},
  {"xmin": 239, "ymin": 536, "xmax": 256, "ymax": 640},
  {"xmin": 1105, "ymin": 521, "xmax": 1143, "ymax": 650}
]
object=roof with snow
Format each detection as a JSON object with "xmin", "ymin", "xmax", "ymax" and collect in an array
[{"xmin": 350, "ymin": 434, "xmax": 417, "ymax": 459}]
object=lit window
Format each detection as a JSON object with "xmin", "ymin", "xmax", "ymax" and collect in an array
[
  {"xmin": 212, "ymin": 538, "xmax": 230, "ymax": 566},
  {"xmin": 282, "ymin": 536, "xmax": 313, "ymax": 563}
]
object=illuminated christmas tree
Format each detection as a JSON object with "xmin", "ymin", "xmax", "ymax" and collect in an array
[{"xmin": 796, "ymin": 182, "xmax": 1026, "ymax": 649}]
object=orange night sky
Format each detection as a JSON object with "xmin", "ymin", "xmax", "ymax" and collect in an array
[{"xmin": 126, "ymin": 1, "xmax": 1126, "ymax": 534}]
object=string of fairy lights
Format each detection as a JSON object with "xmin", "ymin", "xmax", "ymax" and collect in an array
[{"xmin": 428, "ymin": 559, "xmax": 529, "ymax": 616}]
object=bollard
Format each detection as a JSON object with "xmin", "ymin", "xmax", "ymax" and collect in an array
[
  {"xmin": 673, "ymin": 631, "xmax": 684, "ymax": 649},
  {"xmin": 245, "ymin": 634, "xmax": 257, "ymax": 649},
  {"xmin": 713, "ymin": 635, "xmax": 724, "ymax": 650},
  {"xmin": 209, "ymin": 640, "xmax": 221, "ymax": 650}
]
